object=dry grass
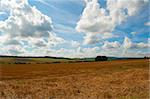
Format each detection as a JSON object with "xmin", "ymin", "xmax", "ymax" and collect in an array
[{"xmin": 0, "ymin": 59, "xmax": 149, "ymax": 99}]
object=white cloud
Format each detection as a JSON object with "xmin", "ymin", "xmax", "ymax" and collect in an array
[
  {"xmin": 136, "ymin": 42, "xmax": 149, "ymax": 48},
  {"xmin": 52, "ymin": 46, "xmax": 100, "ymax": 58},
  {"xmin": 145, "ymin": 21, "xmax": 150, "ymax": 26},
  {"xmin": 102, "ymin": 33, "xmax": 118, "ymax": 39},
  {"xmin": 0, "ymin": 0, "xmax": 64, "ymax": 55},
  {"xmin": 107, "ymin": 0, "xmax": 147, "ymax": 17},
  {"xmin": 102, "ymin": 41, "xmax": 121, "ymax": 49},
  {"xmin": 83, "ymin": 33, "xmax": 100, "ymax": 44},
  {"xmin": 123, "ymin": 36, "xmax": 149, "ymax": 49},
  {"xmin": 131, "ymin": 32, "xmax": 137, "ymax": 35},
  {"xmin": 0, "ymin": 34, "xmax": 10, "ymax": 44},
  {"xmin": 76, "ymin": 0, "xmax": 114, "ymax": 34},
  {"xmin": 70, "ymin": 40, "xmax": 80, "ymax": 48},
  {"xmin": 123, "ymin": 36, "xmax": 132, "ymax": 49},
  {"xmin": 83, "ymin": 32, "xmax": 118, "ymax": 45},
  {"xmin": 0, "ymin": 0, "xmax": 148, "ymax": 57},
  {"xmin": 0, "ymin": 0, "xmax": 52, "ymax": 38},
  {"xmin": 100, "ymin": 37, "xmax": 149, "ymax": 57},
  {"xmin": 76, "ymin": 0, "xmax": 147, "ymax": 44},
  {"xmin": 0, "ymin": 45, "xmax": 26, "ymax": 55}
]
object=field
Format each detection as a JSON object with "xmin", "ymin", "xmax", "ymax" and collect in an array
[
  {"xmin": 0, "ymin": 57, "xmax": 95, "ymax": 64},
  {"xmin": 0, "ymin": 59, "xmax": 149, "ymax": 99}
]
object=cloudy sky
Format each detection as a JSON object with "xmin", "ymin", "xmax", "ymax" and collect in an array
[{"xmin": 0, "ymin": 0, "xmax": 149, "ymax": 58}]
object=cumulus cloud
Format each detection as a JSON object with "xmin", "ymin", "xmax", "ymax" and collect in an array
[
  {"xmin": 0, "ymin": 44, "xmax": 26, "ymax": 55},
  {"xmin": 83, "ymin": 34, "xmax": 100, "ymax": 44},
  {"xmin": 100, "ymin": 36, "xmax": 149, "ymax": 57},
  {"xmin": 0, "ymin": 35, "xmax": 10, "ymax": 44},
  {"xmin": 51, "ymin": 46, "xmax": 100, "ymax": 58},
  {"xmin": 70, "ymin": 40, "xmax": 80, "ymax": 48},
  {"xmin": 0, "ymin": 0, "xmax": 52, "ymax": 38},
  {"xmin": 0, "ymin": 0, "xmax": 148, "ymax": 57},
  {"xmin": 76, "ymin": 0, "xmax": 148, "ymax": 44},
  {"xmin": 0, "ymin": 0, "xmax": 64, "ymax": 55},
  {"xmin": 76, "ymin": 0, "xmax": 114, "ymax": 44},
  {"xmin": 123, "ymin": 36, "xmax": 149, "ymax": 49},
  {"xmin": 123, "ymin": 37, "xmax": 132, "ymax": 49},
  {"xmin": 102, "ymin": 41, "xmax": 121, "ymax": 49}
]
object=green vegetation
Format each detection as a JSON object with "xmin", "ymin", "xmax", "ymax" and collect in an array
[
  {"xmin": 0, "ymin": 57, "xmax": 86, "ymax": 64},
  {"xmin": 0, "ymin": 56, "xmax": 146, "ymax": 64}
]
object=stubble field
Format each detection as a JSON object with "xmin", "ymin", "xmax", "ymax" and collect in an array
[{"xmin": 0, "ymin": 59, "xmax": 149, "ymax": 99}]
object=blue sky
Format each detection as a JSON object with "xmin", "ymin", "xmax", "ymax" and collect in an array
[
  {"xmin": 0, "ymin": 0, "xmax": 149, "ymax": 57},
  {"xmin": 29, "ymin": 0, "xmax": 85, "ymax": 41}
]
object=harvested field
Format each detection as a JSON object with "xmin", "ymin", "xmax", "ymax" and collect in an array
[{"xmin": 0, "ymin": 59, "xmax": 149, "ymax": 99}]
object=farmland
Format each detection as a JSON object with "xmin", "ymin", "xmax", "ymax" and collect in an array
[
  {"xmin": 0, "ymin": 59, "xmax": 149, "ymax": 99},
  {"xmin": 0, "ymin": 57, "xmax": 95, "ymax": 64}
]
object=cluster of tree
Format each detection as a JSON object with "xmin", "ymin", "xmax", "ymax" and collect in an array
[
  {"xmin": 144, "ymin": 56, "xmax": 149, "ymax": 59},
  {"xmin": 95, "ymin": 56, "xmax": 108, "ymax": 61}
]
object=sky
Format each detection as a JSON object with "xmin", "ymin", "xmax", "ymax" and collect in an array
[{"xmin": 0, "ymin": 0, "xmax": 149, "ymax": 58}]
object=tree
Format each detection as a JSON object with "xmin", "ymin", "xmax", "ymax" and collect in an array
[{"xmin": 95, "ymin": 56, "xmax": 108, "ymax": 61}]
